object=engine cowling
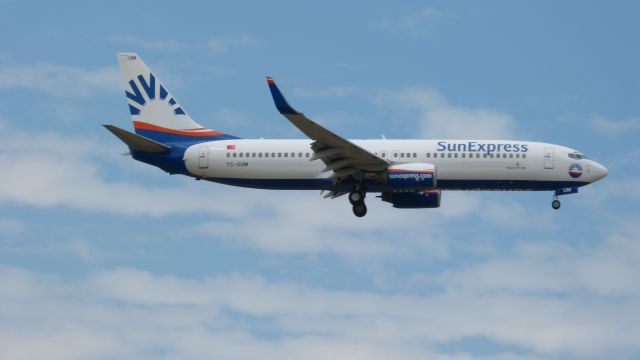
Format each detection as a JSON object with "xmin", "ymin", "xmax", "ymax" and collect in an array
[
  {"xmin": 382, "ymin": 190, "xmax": 441, "ymax": 208},
  {"xmin": 385, "ymin": 163, "xmax": 437, "ymax": 189}
]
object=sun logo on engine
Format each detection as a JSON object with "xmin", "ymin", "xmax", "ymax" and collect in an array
[
  {"xmin": 125, "ymin": 73, "xmax": 185, "ymax": 117},
  {"xmin": 568, "ymin": 163, "xmax": 583, "ymax": 178}
]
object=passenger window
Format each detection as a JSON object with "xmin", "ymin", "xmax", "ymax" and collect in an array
[
  {"xmin": 447, "ymin": 153, "xmax": 452, "ymax": 158},
  {"xmin": 461, "ymin": 153, "xmax": 465, "ymax": 158},
  {"xmin": 278, "ymin": 153, "xmax": 282, "ymax": 157},
  {"xmin": 306, "ymin": 153, "xmax": 310, "ymax": 157},
  {"xmin": 522, "ymin": 154, "xmax": 526, "ymax": 158},
  {"xmin": 454, "ymin": 153, "xmax": 458, "ymax": 158},
  {"xmin": 271, "ymin": 153, "xmax": 275, "ymax": 157},
  {"xmin": 265, "ymin": 153, "xmax": 269, "ymax": 158},
  {"xmin": 291, "ymin": 152, "xmax": 295, "ymax": 157},
  {"xmin": 239, "ymin": 153, "xmax": 243, "ymax": 157},
  {"xmin": 426, "ymin": 153, "xmax": 430, "ymax": 158},
  {"xmin": 509, "ymin": 153, "xmax": 513, "ymax": 158},
  {"xmin": 259, "ymin": 153, "xmax": 262, "ymax": 157},
  {"xmin": 284, "ymin": 153, "xmax": 288, "ymax": 157},
  {"xmin": 483, "ymin": 154, "xmax": 488, "ymax": 158},
  {"xmin": 516, "ymin": 154, "xmax": 520, "ymax": 158},
  {"xmin": 440, "ymin": 153, "xmax": 445, "ymax": 158},
  {"xmin": 381, "ymin": 153, "xmax": 386, "ymax": 158},
  {"xmin": 400, "ymin": 153, "xmax": 405, "ymax": 158},
  {"xmin": 394, "ymin": 153, "xmax": 398, "ymax": 157},
  {"xmin": 476, "ymin": 153, "xmax": 480, "ymax": 158},
  {"xmin": 233, "ymin": 153, "xmax": 237, "ymax": 158},
  {"xmin": 413, "ymin": 153, "xmax": 417, "ymax": 158},
  {"xmin": 226, "ymin": 153, "xmax": 230, "ymax": 158},
  {"xmin": 252, "ymin": 153, "xmax": 256, "ymax": 157},
  {"xmin": 298, "ymin": 152, "xmax": 302, "ymax": 158}
]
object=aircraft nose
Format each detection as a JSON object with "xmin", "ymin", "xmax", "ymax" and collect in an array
[{"xmin": 592, "ymin": 162, "xmax": 608, "ymax": 182}]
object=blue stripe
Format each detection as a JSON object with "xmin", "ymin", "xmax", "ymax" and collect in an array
[
  {"xmin": 205, "ymin": 178, "xmax": 590, "ymax": 192},
  {"xmin": 134, "ymin": 129, "xmax": 239, "ymax": 144}
]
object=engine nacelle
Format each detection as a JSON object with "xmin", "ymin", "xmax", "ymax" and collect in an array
[
  {"xmin": 382, "ymin": 190, "xmax": 442, "ymax": 209},
  {"xmin": 385, "ymin": 163, "xmax": 437, "ymax": 189}
]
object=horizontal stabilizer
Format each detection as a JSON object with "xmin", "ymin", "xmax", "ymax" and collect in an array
[{"xmin": 103, "ymin": 124, "xmax": 171, "ymax": 153}]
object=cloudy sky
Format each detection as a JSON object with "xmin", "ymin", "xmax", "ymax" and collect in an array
[{"xmin": 1, "ymin": 1, "xmax": 639, "ymax": 359}]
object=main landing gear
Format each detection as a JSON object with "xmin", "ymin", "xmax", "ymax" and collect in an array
[{"xmin": 349, "ymin": 190, "xmax": 367, "ymax": 217}]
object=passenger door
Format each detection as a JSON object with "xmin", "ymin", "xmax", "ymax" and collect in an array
[
  {"xmin": 544, "ymin": 147, "xmax": 554, "ymax": 169},
  {"xmin": 198, "ymin": 146, "xmax": 209, "ymax": 169}
]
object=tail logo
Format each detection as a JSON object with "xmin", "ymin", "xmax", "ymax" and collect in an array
[{"xmin": 125, "ymin": 73, "xmax": 185, "ymax": 116}]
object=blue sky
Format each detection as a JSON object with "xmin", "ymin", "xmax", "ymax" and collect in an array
[{"xmin": 1, "ymin": 1, "xmax": 639, "ymax": 359}]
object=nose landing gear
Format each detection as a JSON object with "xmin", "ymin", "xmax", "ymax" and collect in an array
[{"xmin": 552, "ymin": 187, "xmax": 578, "ymax": 210}]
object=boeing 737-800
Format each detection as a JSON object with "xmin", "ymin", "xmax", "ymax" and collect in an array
[{"xmin": 104, "ymin": 53, "xmax": 608, "ymax": 217}]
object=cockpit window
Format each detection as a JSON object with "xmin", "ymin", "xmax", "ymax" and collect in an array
[{"xmin": 568, "ymin": 152, "xmax": 588, "ymax": 160}]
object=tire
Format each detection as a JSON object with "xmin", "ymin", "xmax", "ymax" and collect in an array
[
  {"xmin": 349, "ymin": 191, "xmax": 364, "ymax": 205},
  {"xmin": 352, "ymin": 203, "xmax": 367, "ymax": 217},
  {"xmin": 552, "ymin": 199, "xmax": 561, "ymax": 210}
]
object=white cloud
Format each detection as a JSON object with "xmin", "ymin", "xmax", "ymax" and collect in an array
[
  {"xmin": 1, "ymin": 266, "xmax": 638, "ymax": 359},
  {"xmin": 108, "ymin": 34, "xmax": 187, "ymax": 52},
  {"xmin": 434, "ymin": 230, "xmax": 640, "ymax": 297},
  {"xmin": 0, "ymin": 124, "xmax": 251, "ymax": 217},
  {"xmin": 108, "ymin": 34, "xmax": 260, "ymax": 56},
  {"xmin": 207, "ymin": 36, "xmax": 259, "ymax": 56},
  {"xmin": 293, "ymin": 85, "xmax": 359, "ymax": 98},
  {"xmin": 0, "ymin": 62, "xmax": 119, "ymax": 97},
  {"xmin": 590, "ymin": 115, "xmax": 640, "ymax": 137},
  {"xmin": 380, "ymin": 87, "xmax": 517, "ymax": 139},
  {"xmin": 192, "ymin": 190, "xmax": 555, "ymax": 258}
]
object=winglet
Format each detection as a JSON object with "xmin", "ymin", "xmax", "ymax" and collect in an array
[{"xmin": 266, "ymin": 76, "xmax": 299, "ymax": 115}]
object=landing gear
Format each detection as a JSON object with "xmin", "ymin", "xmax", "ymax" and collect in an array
[
  {"xmin": 348, "ymin": 190, "xmax": 364, "ymax": 205},
  {"xmin": 349, "ymin": 189, "xmax": 367, "ymax": 217},
  {"xmin": 552, "ymin": 199, "xmax": 561, "ymax": 210},
  {"xmin": 352, "ymin": 202, "xmax": 367, "ymax": 217}
]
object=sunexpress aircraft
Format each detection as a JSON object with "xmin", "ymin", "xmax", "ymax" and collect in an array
[{"xmin": 104, "ymin": 53, "xmax": 608, "ymax": 217}]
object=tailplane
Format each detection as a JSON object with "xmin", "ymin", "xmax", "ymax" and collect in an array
[
  {"xmin": 116, "ymin": 53, "xmax": 236, "ymax": 143},
  {"xmin": 103, "ymin": 124, "xmax": 170, "ymax": 153}
]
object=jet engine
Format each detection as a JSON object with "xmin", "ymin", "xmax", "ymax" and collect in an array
[
  {"xmin": 385, "ymin": 163, "xmax": 437, "ymax": 189},
  {"xmin": 381, "ymin": 190, "xmax": 441, "ymax": 208}
]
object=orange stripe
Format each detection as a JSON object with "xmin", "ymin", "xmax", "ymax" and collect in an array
[{"xmin": 133, "ymin": 121, "xmax": 223, "ymax": 136}]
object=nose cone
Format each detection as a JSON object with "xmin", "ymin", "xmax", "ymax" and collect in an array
[{"xmin": 591, "ymin": 162, "xmax": 608, "ymax": 182}]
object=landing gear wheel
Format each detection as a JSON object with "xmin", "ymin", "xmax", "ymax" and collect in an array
[
  {"xmin": 352, "ymin": 203, "xmax": 367, "ymax": 217},
  {"xmin": 349, "ymin": 191, "xmax": 365, "ymax": 205},
  {"xmin": 552, "ymin": 199, "xmax": 561, "ymax": 210}
]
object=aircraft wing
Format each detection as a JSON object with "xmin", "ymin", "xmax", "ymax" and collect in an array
[{"xmin": 266, "ymin": 77, "xmax": 389, "ymax": 182}]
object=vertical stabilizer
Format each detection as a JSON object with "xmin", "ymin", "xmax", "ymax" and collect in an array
[{"xmin": 116, "ymin": 53, "xmax": 236, "ymax": 143}]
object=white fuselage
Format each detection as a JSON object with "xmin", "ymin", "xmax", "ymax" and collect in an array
[{"xmin": 182, "ymin": 139, "xmax": 607, "ymax": 192}]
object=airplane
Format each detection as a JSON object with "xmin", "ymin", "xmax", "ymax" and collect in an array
[{"xmin": 104, "ymin": 53, "xmax": 608, "ymax": 217}]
